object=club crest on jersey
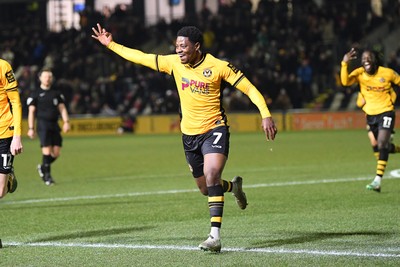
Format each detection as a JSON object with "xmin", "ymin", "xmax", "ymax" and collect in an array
[
  {"xmin": 379, "ymin": 77, "xmax": 385, "ymax": 83},
  {"xmin": 181, "ymin": 77, "xmax": 210, "ymax": 94},
  {"xmin": 203, "ymin": 68, "xmax": 212, "ymax": 78}
]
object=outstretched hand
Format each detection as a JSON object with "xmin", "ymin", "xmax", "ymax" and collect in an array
[
  {"xmin": 343, "ymin": 48, "xmax": 357, "ymax": 63},
  {"xmin": 91, "ymin": 23, "xmax": 112, "ymax": 46},
  {"xmin": 262, "ymin": 117, "xmax": 277, "ymax": 141}
]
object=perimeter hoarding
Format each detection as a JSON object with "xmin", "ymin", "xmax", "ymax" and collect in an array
[{"xmin": 20, "ymin": 110, "xmax": 400, "ymax": 136}]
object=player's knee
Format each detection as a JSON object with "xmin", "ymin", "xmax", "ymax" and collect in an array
[
  {"xmin": 199, "ymin": 187, "xmax": 208, "ymax": 196},
  {"xmin": 205, "ymin": 168, "xmax": 222, "ymax": 181},
  {"xmin": 377, "ymin": 142, "xmax": 389, "ymax": 150},
  {"xmin": 196, "ymin": 182, "xmax": 208, "ymax": 195},
  {"xmin": 195, "ymin": 175, "xmax": 208, "ymax": 195}
]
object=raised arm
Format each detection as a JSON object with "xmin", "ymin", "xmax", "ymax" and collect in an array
[
  {"xmin": 340, "ymin": 48, "xmax": 358, "ymax": 86},
  {"xmin": 91, "ymin": 23, "xmax": 159, "ymax": 71}
]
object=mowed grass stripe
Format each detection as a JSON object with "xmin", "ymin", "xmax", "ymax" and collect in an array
[{"xmin": 3, "ymin": 174, "xmax": 400, "ymax": 205}]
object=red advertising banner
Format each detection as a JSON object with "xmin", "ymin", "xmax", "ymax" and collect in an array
[{"xmin": 290, "ymin": 111, "xmax": 400, "ymax": 131}]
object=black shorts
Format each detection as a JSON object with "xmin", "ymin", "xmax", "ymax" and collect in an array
[
  {"xmin": 37, "ymin": 120, "xmax": 62, "ymax": 147},
  {"xmin": 366, "ymin": 111, "xmax": 396, "ymax": 138},
  {"xmin": 0, "ymin": 137, "xmax": 14, "ymax": 174},
  {"xmin": 182, "ymin": 126, "xmax": 230, "ymax": 178},
  {"xmin": 38, "ymin": 130, "xmax": 62, "ymax": 147}
]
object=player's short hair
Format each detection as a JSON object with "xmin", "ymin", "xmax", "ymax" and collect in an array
[
  {"xmin": 177, "ymin": 26, "xmax": 203, "ymax": 46},
  {"xmin": 38, "ymin": 67, "xmax": 53, "ymax": 76},
  {"xmin": 37, "ymin": 67, "xmax": 54, "ymax": 82}
]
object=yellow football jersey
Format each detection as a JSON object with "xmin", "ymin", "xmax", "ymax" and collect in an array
[
  {"xmin": 0, "ymin": 59, "xmax": 22, "ymax": 138},
  {"xmin": 108, "ymin": 42, "xmax": 271, "ymax": 135},
  {"xmin": 341, "ymin": 61, "xmax": 400, "ymax": 115}
]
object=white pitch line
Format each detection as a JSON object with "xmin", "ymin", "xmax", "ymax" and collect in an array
[
  {"xmin": 2, "ymin": 174, "xmax": 400, "ymax": 259},
  {"xmin": 1, "ymin": 175, "xmax": 399, "ymax": 205},
  {"xmin": 0, "ymin": 189, "xmax": 199, "ymax": 205},
  {"xmin": 2, "ymin": 241, "xmax": 400, "ymax": 258},
  {"xmin": 245, "ymin": 176, "xmax": 379, "ymax": 188}
]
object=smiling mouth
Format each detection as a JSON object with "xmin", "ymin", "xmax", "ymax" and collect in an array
[
  {"xmin": 179, "ymin": 55, "xmax": 187, "ymax": 63},
  {"xmin": 363, "ymin": 62, "xmax": 371, "ymax": 69}
]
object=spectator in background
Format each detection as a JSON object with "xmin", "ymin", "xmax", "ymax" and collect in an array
[
  {"xmin": 387, "ymin": 50, "xmax": 400, "ymax": 74},
  {"xmin": 2, "ymin": 0, "xmax": 400, "ymax": 117},
  {"xmin": 117, "ymin": 114, "xmax": 136, "ymax": 134},
  {"xmin": 1, "ymin": 44, "xmax": 15, "ymax": 65},
  {"xmin": 297, "ymin": 58, "xmax": 313, "ymax": 104},
  {"xmin": 274, "ymin": 88, "xmax": 292, "ymax": 111}
]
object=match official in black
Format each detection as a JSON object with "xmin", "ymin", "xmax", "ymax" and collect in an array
[{"xmin": 27, "ymin": 68, "xmax": 70, "ymax": 185}]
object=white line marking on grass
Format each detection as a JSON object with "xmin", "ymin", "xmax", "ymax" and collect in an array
[
  {"xmin": 3, "ymin": 241, "xmax": 400, "ymax": 258},
  {"xmin": 2, "ymin": 175, "xmax": 399, "ymax": 205},
  {"xmin": 246, "ymin": 176, "xmax": 391, "ymax": 188},
  {"xmin": 390, "ymin": 169, "xmax": 400, "ymax": 177},
  {"xmin": 1, "ymin": 189, "xmax": 199, "ymax": 205}
]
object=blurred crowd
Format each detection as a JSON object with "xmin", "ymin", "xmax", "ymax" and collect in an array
[{"xmin": 1, "ymin": 0, "xmax": 400, "ymax": 120}]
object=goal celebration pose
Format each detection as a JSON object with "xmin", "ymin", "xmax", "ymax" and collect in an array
[
  {"xmin": 92, "ymin": 23, "xmax": 277, "ymax": 252},
  {"xmin": 341, "ymin": 48, "xmax": 400, "ymax": 192}
]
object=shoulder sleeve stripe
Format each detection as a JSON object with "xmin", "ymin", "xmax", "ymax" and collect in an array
[
  {"xmin": 155, "ymin": 55, "xmax": 160, "ymax": 72},
  {"xmin": 5, "ymin": 86, "xmax": 18, "ymax": 92},
  {"xmin": 232, "ymin": 74, "xmax": 245, "ymax": 88}
]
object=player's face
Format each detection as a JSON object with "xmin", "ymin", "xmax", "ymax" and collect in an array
[
  {"xmin": 39, "ymin": 71, "xmax": 53, "ymax": 88},
  {"xmin": 175, "ymin": 36, "xmax": 199, "ymax": 65},
  {"xmin": 361, "ymin": 51, "xmax": 377, "ymax": 75}
]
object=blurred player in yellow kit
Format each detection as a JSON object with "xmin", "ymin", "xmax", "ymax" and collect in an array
[
  {"xmin": 0, "ymin": 58, "xmax": 23, "ymax": 198},
  {"xmin": 341, "ymin": 48, "xmax": 400, "ymax": 192}
]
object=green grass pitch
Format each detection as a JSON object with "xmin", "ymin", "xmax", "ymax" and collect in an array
[{"xmin": 1, "ymin": 130, "xmax": 399, "ymax": 266}]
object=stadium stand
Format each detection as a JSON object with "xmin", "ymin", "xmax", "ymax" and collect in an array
[{"xmin": 0, "ymin": 0, "xmax": 399, "ymax": 118}]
